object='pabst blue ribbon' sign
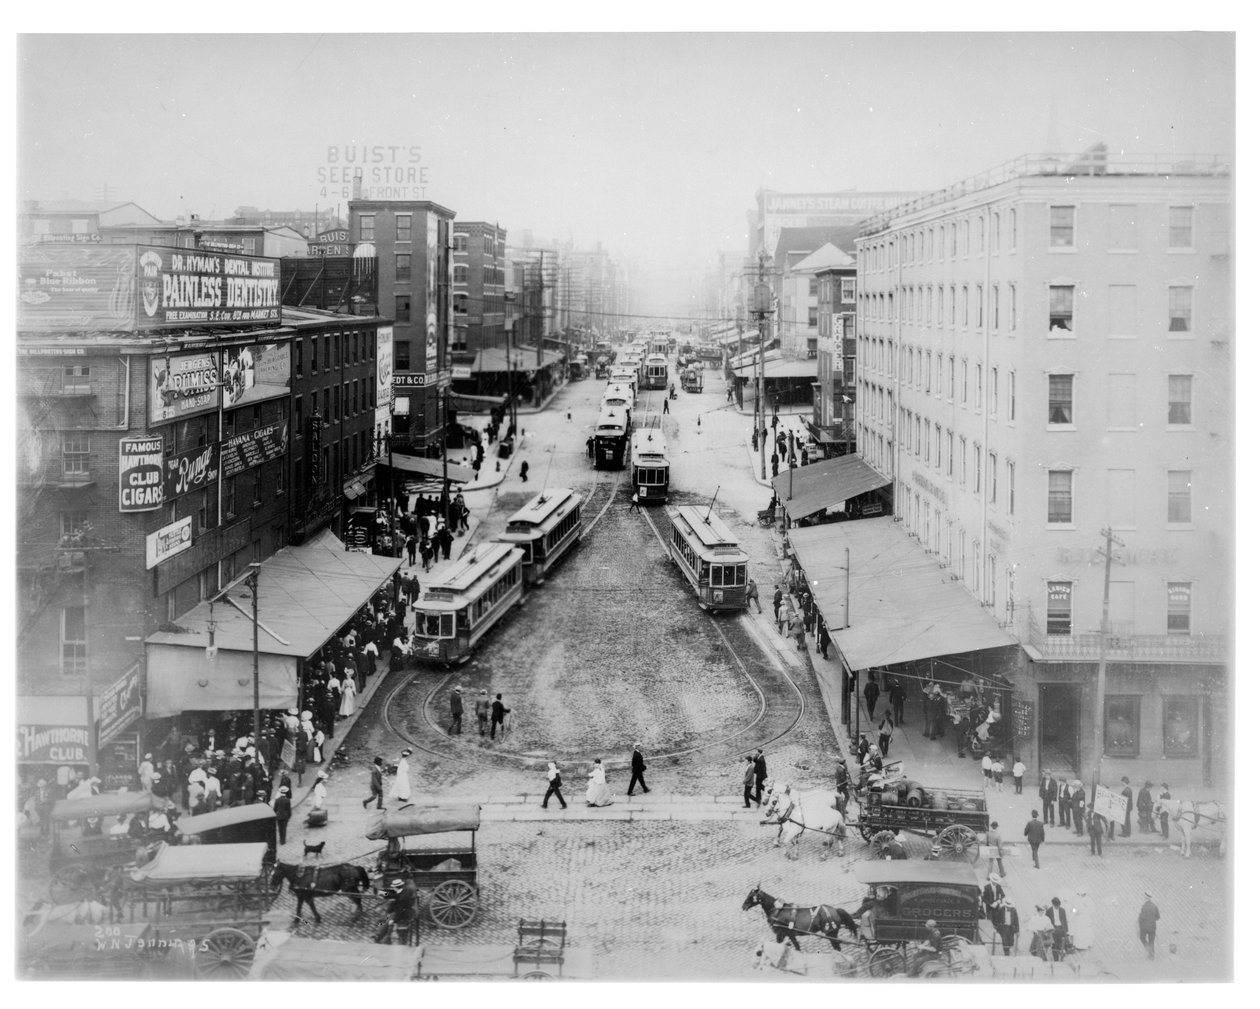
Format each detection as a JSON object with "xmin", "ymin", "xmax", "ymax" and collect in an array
[
  {"xmin": 146, "ymin": 516, "xmax": 193, "ymax": 569},
  {"xmin": 119, "ymin": 436, "xmax": 164, "ymax": 513}
]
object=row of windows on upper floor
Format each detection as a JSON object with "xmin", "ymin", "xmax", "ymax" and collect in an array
[
  {"xmin": 857, "ymin": 282, "xmax": 1200, "ymax": 335},
  {"xmin": 295, "ymin": 328, "xmax": 377, "ymax": 376},
  {"xmin": 859, "ymin": 421, "xmax": 1201, "ymax": 531},
  {"xmin": 858, "ymin": 365, "xmax": 1198, "ymax": 430},
  {"xmin": 857, "ymin": 204, "xmax": 1199, "ymax": 271},
  {"xmin": 358, "ymin": 213, "xmax": 504, "ymax": 255}
]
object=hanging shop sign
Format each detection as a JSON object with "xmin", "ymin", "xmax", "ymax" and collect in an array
[
  {"xmin": 376, "ymin": 324, "xmax": 394, "ymax": 435},
  {"xmin": 17, "ymin": 695, "xmax": 94, "ymax": 765},
  {"xmin": 119, "ymin": 435, "xmax": 165, "ymax": 513},
  {"xmin": 146, "ymin": 516, "xmax": 193, "ymax": 569},
  {"xmin": 149, "ymin": 349, "xmax": 221, "ymax": 424},
  {"xmin": 221, "ymin": 341, "xmax": 292, "ymax": 409},
  {"xmin": 96, "ymin": 663, "xmax": 143, "ymax": 747},
  {"xmin": 222, "ymin": 422, "xmax": 289, "ymax": 478}
]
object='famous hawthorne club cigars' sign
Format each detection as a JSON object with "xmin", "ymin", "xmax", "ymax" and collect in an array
[{"xmin": 18, "ymin": 244, "xmax": 281, "ymax": 332}]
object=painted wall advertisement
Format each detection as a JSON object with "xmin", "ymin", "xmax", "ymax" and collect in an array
[
  {"xmin": 96, "ymin": 663, "xmax": 143, "ymax": 747},
  {"xmin": 164, "ymin": 442, "xmax": 220, "ymax": 500},
  {"xmin": 376, "ymin": 324, "xmax": 394, "ymax": 436},
  {"xmin": 118, "ymin": 435, "xmax": 165, "ymax": 513},
  {"xmin": 425, "ymin": 211, "xmax": 439, "ymax": 371},
  {"xmin": 222, "ymin": 341, "xmax": 291, "ymax": 408},
  {"xmin": 146, "ymin": 516, "xmax": 193, "ymax": 569},
  {"xmin": 222, "ymin": 422, "xmax": 289, "ymax": 477},
  {"xmin": 149, "ymin": 349, "xmax": 221, "ymax": 424},
  {"xmin": 18, "ymin": 244, "xmax": 280, "ymax": 332},
  {"xmin": 17, "ymin": 695, "xmax": 93, "ymax": 765}
]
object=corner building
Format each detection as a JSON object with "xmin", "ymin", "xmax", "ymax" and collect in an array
[{"xmin": 854, "ymin": 152, "xmax": 1232, "ymax": 788}]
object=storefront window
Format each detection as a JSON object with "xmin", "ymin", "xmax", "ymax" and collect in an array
[
  {"xmin": 1103, "ymin": 696, "xmax": 1140, "ymax": 756},
  {"xmin": 1163, "ymin": 697, "xmax": 1199, "ymax": 757}
]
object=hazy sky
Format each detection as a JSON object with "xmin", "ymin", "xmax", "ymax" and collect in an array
[{"xmin": 16, "ymin": 32, "xmax": 1235, "ymax": 313}]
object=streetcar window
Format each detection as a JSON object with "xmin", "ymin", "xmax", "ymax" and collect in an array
[
  {"xmin": 700, "ymin": 561, "xmax": 711, "ymax": 583},
  {"xmin": 422, "ymin": 612, "xmax": 443, "ymax": 637}
]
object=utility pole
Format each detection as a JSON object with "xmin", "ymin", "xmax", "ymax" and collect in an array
[
  {"xmin": 749, "ymin": 252, "xmax": 772, "ymax": 481},
  {"xmin": 1091, "ymin": 527, "xmax": 1124, "ymax": 793}
]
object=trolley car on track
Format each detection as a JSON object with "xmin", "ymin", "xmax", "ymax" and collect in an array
[
  {"xmin": 642, "ymin": 353, "xmax": 669, "ymax": 390},
  {"xmin": 593, "ymin": 409, "xmax": 631, "ymax": 470},
  {"xmin": 630, "ymin": 429, "xmax": 669, "ymax": 504},
  {"xmin": 666, "ymin": 504, "xmax": 749, "ymax": 612},
  {"xmin": 495, "ymin": 487, "xmax": 583, "ymax": 585},
  {"xmin": 412, "ymin": 542, "xmax": 525, "ymax": 665}
]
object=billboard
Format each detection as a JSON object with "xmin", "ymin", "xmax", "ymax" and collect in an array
[
  {"xmin": 222, "ymin": 422, "xmax": 289, "ymax": 477},
  {"xmin": 425, "ymin": 212, "xmax": 439, "ymax": 370},
  {"xmin": 97, "ymin": 663, "xmax": 143, "ymax": 747},
  {"xmin": 119, "ymin": 435, "xmax": 165, "ymax": 512},
  {"xmin": 164, "ymin": 442, "xmax": 220, "ymax": 500},
  {"xmin": 149, "ymin": 349, "xmax": 221, "ymax": 424},
  {"xmin": 146, "ymin": 516, "xmax": 193, "ymax": 569},
  {"xmin": 375, "ymin": 324, "xmax": 394, "ymax": 436},
  {"xmin": 222, "ymin": 341, "xmax": 291, "ymax": 409},
  {"xmin": 18, "ymin": 244, "xmax": 281, "ymax": 331}
]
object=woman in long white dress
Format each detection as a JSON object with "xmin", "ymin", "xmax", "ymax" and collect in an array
[
  {"xmin": 339, "ymin": 673, "xmax": 357, "ymax": 718},
  {"xmin": 585, "ymin": 759, "xmax": 613, "ymax": 807},
  {"xmin": 389, "ymin": 748, "xmax": 412, "ymax": 804}
]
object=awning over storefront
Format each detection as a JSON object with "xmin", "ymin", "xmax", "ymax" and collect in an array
[
  {"xmin": 144, "ymin": 533, "xmax": 401, "ymax": 717},
  {"xmin": 470, "ymin": 346, "xmax": 565, "ymax": 374},
  {"xmin": 787, "ymin": 517, "xmax": 1016, "ymax": 671},
  {"xmin": 388, "ymin": 453, "xmax": 476, "ymax": 483},
  {"xmin": 729, "ymin": 351, "xmax": 814, "ymax": 380},
  {"xmin": 772, "ymin": 455, "xmax": 890, "ymax": 521}
]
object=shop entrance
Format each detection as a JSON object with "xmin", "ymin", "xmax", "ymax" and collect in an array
[{"xmin": 1039, "ymin": 683, "xmax": 1081, "ymax": 774}]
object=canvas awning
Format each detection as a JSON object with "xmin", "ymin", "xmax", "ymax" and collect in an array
[
  {"xmin": 788, "ymin": 517, "xmax": 1017, "ymax": 671},
  {"xmin": 127, "ymin": 841, "xmax": 269, "ymax": 881},
  {"xmin": 249, "ymin": 934, "xmax": 423, "ymax": 981},
  {"xmin": 388, "ymin": 453, "xmax": 476, "ymax": 483},
  {"xmin": 365, "ymin": 805, "xmax": 481, "ymax": 840},
  {"xmin": 144, "ymin": 532, "xmax": 401, "ymax": 716},
  {"xmin": 772, "ymin": 455, "xmax": 890, "ymax": 521}
]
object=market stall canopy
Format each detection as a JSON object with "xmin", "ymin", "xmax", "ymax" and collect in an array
[
  {"xmin": 788, "ymin": 517, "xmax": 1016, "ymax": 671},
  {"xmin": 176, "ymin": 803, "xmax": 276, "ymax": 836},
  {"xmin": 365, "ymin": 805, "xmax": 482, "ymax": 840},
  {"xmin": 249, "ymin": 933, "xmax": 423, "ymax": 980},
  {"xmin": 729, "ymin": 351, "xmax": 815, "ymax": 380},
  {"xmin": 470, "ymin": 345, "xmax": 565, "ymax": 374},
  {"xmin": 127, "ymin": 841, "xmax": 269, "ymax": 881},
  {"xmin": 388, "ymin": 453, "xmax": 476, "ymax": 483},
  {"xmin": 144, "ymin": 533, "xmax": 400, "ymax": 716},
  {"xmin": 771, "ymin": 455, "xmax": 890, "ymax": 522},
  {"xmin": 52, "ymin": 791, "xmax": 173, "ymax": 822}
]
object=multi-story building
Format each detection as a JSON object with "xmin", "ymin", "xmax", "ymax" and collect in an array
[
  {"xmin": 348, "ymin": 197, "xmax": 455, "ymax": 448},
  {"xmin": 853, "ymin": 149, "xmax": 1232, "ymax": 787},
  {"xmin": 806, "ymin": 244, "xmax": 858, "ymax": 455},
  {"xmin": 452, "ymin": 222, "xmax": 507, "ymax": 356}
]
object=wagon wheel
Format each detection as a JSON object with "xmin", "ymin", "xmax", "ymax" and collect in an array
[
  {"xmin": 867, "ymin": 945, "xmax": 903, "ymax": 977},
  {"xmin": 936, "ymin": 824, "xmax": 980, "ymax": 863},
  {"xmin": 50, "ymin": 864, "xmax": 93, "ymax": 903},
  {"xmin": 858, "ymin": 824, "xmax": 873, "ymax": 842},
  {"xmin": 194, "ymin": 928, "xmax": 256, "ymax": 979},
  {"xmin": 429, "ymin": 880, "xmax": 478, "ymax": 929}
]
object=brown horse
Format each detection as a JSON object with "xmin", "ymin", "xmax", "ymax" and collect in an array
[
  {"xmin": 741, "ymin": 885, "xmax": 859, "ymax": 951},
  {"xmin": 270, "ymin": 861, "xmax": 372, "ymax": 925}
]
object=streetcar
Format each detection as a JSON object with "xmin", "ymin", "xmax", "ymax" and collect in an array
[
  {"xmin": 412, "ymin": 542, "xmax": 526, "ymax": 665},
  {"xmin": 608, "ymin": 367, "xmax": 638, "ymax": 396},
  {"xmin": 630, "ymin": 429, "xmax": 669, "ymax": 504},
  {"xmin": 649, "ymin": 335, "xmax": 671, "ymax": 357},
  {"xmin": 642, "ymin": 353, "xmax": 669, "ymax": 391},
  {"xmin": 666, "ymin": 504, "xmax": 749, "ymax": 611},
  {"xmin": 601, "ymin": 383, "xmax": 635, "ymax": 416},
  {"xmin": 593, "ymin": 409, "xmax": 630, "ymax": 470},
  {"xmin": 494, "ymin": 487, "xmax": 584, "ymax": 585}
]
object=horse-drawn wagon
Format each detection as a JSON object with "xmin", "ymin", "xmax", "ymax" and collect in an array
[
  {"xmin": 46, "ymin": 791, "xmax": 173, "ymax": 903},
  {"xmin": 856, "ymin": 779, "xmax": 989, "ymax": 862},
  {"xmin": 175, "ymin": 802, "xmax": 278, "ymax": 863},
  {"xmin": 367, "ymin": 805, "xmax": 482, "ymax": 934}
]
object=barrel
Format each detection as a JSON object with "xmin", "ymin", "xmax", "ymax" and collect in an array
[
  {"xmin": 880, "ymin": 788, "xmax": 899, "ymax": 805},
  {"xmin": 904, "ymin": 786, "xmax": 926, "ymax": 808}
]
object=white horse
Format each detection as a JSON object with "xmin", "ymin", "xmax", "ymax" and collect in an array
[
  {"xmin": 1171, "ymin": 798, "xmax": 1227, "ymax": 858},
  {"xmin": 23, "ymin": 898, "xmax": 111, "ymax": 935},
  {"xmin": 759, "ymin": 782, "xmax": 845, "ymax": 859}
]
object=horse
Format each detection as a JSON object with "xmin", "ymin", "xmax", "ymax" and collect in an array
[
  {"xmin": 741, "ymin": 885, "xmax": 859, "ymax": 952},
  {"xmin": 270, "ymin": 860, "xmax": 372, "ymax": 925},
  {"xmin": 24, "ymin": 898, "xmax": 111, "ymax": 935},
  {"xmin": 759, "ymin": 782, "xmax": 845, "ymax": 859}
]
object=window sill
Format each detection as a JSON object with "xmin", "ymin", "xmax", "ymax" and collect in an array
[
  {"xmin": 1045, "ymin": 524, "xmax": 1077, "ymax": 531},
  {"xmin": 1046, "ymin": 331, "xmax": 1076, "ymax": 339},
  {"xmin": 1164, "ymin": 523, "xmax": 1195, "ymax": 532},
  {"xmin": 1107, "ymin": 248, "xmax": 1139, "ymax": 254},
  {"xmin": 1046, "ymin": 424, "xmax": 1077, "ymax": 432},
  {"xmin": 1047, "ymin": 247, "xmax": 1077, "ymax": 253},
  {"xmin": 1165, "ymin": 424, "xmax": 1195, "ymax": 432}
]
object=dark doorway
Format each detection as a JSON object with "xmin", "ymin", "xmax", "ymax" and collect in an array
[{"xmin": 1039, "ymin": 683, "xmax": 1081, "ymax": 774}]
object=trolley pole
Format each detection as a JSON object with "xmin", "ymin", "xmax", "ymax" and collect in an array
[{"xmin": 1091, "ymin": 528, "xmax": 1123, "ymax": 795}]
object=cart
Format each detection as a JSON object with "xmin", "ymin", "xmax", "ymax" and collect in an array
[
  {"xmin": 47, "ymin": 791, "xmax": 174, "ymax": 903},
  {"xmin": 117, "ymin": 840, "xmax": 274, "ymax": 978},
  {"xmin": 856, "ymin": 781, "xmax": 989, "ymax": 862},
  {"xmin": 682, "ymin": 366, "xmax": 703, "ymax": 392},
  {"xmin": 367, "ymin": 805, "xmax": 482, "ymax": 933},
  {"xmin": 248, "ymin": 931, "xmax": 426, "ymax": 980},
  {"xmin": 175, "ymin": 803, "xmax": 278, "ymax": 864},
  {"xmin": 851, "ymin": 861, "xmax": 986, "ymax": 978}
]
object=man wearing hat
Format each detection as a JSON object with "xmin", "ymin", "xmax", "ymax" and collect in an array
[
  {"xmin": 910, "ymin": 919, "xmax": 943, "ymax": 976},
  {"xmin": 1138, "ymin": 892, "xmax": 1161, "ymax": 959},
  {"xmin": 627, "ymin": 743, "xmax": 650, "ymax": 797},
  {"xmin": 363, "ymin": 756, "xmax": 385, "ymax": 810},
  {"xmin": 272, "ymin": 786, "xmax": 292, "ymax": 844},
  {"xmin": 1115, "ymin": 776, "xmax": 1134, "ymax": 839},
  {"xmin": 475, "ymin": 689, "xmax": 491, "ymax": 736},
  {"xmin": 981, "ymin": 874, "xmax": 1006, "ymax": 925},
  {"xmin": 1157, "ymin": 783, "xmax": 1172, "ymax": 839},
  {"xmin": 1044, "ymin": 897, "xmax": 1069, "ymax": 961},
  {"xmin": 994, "ymin": 897, "xmax": 1021, "ymax": 956},
  {"xmin": 449, "ymin": 686, "xmax": 464, "ymax": 735},
  {"xmin": 377, "ymin": 875, "xmax": 417, "ymax": 944},
  {"xmin": 1137, "ymin": 781, "xmax": 1155, "ymax": 834},
  {"xmin": 1023, "ymin": 810, "xmax": 1045, "ymax": 869}
]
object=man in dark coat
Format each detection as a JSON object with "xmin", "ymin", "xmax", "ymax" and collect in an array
[
  {"xmin": 1024, "ymin": 810, "xmax": 1046, "ymax": 868},
  {"xmin": 1158, "ymin": 784, "xmax": 1172, "ymax": 838},
  {"xmin": 1058, "ymin": 779, "xmax": 1073, "ymax": 828},
  {"xmin": 981, "ymin": 875, "xmax": 1006, "ymax": 925},
  {"xmin": 753, "ymin": 749, "xmax": 768, "ymax": 805},
  {"xmin": 1087, "ymin": 807, "xmax": 1105, "ymax": 855},
  {"xmin": 490, "ymin": 693, "xmax": 510, "ymax": 740},
  {"xmin": 1119, "ymin": 776, "xmax": 1134, "ymax": 837},
  {"xmin": 888, "ymin": 678, "xmax": 906, "ymax": 726},
  {"xmin": 1137, "ymin": 781, "xmax": 1155, "ymax": 833},
  {"xmin": 1138, "ymin": 892, "xmax": 1161, "ymax": 959},
  {"xmin": 864, "ymin": 674, "xmax": 881, "ymax": 720},
  {"xmin": 1071, "ymin": 786, "xmax": 1087, "ymax": 836},
  {"xmin": 1045, "ymin": 898, "xmax": 1070, "ymax": 961},
  {"xmin": 363, "ymin": 756, "xmax": 385, "ymax": 810},
  {"xmin": 994, "ymin": 898, "xmax": 1020, "ymax": 956},
  {"xmin": 627, "ymin": 744, "xmax": 650, "ymax": 796},
  {"xmin": 1039, "ymin": 772, "xmax": 1058, "ymax": 826},
  {"xmin": 772, "ymin": 587, "xmax": 784, "ymax": 633},
  {"xmin": 449, "ymin": 686, "xmax": 464, "ymax": 735},
  {"xmin": 272, "ymin": 786, "xmax": 292, "ymax": 844}
]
